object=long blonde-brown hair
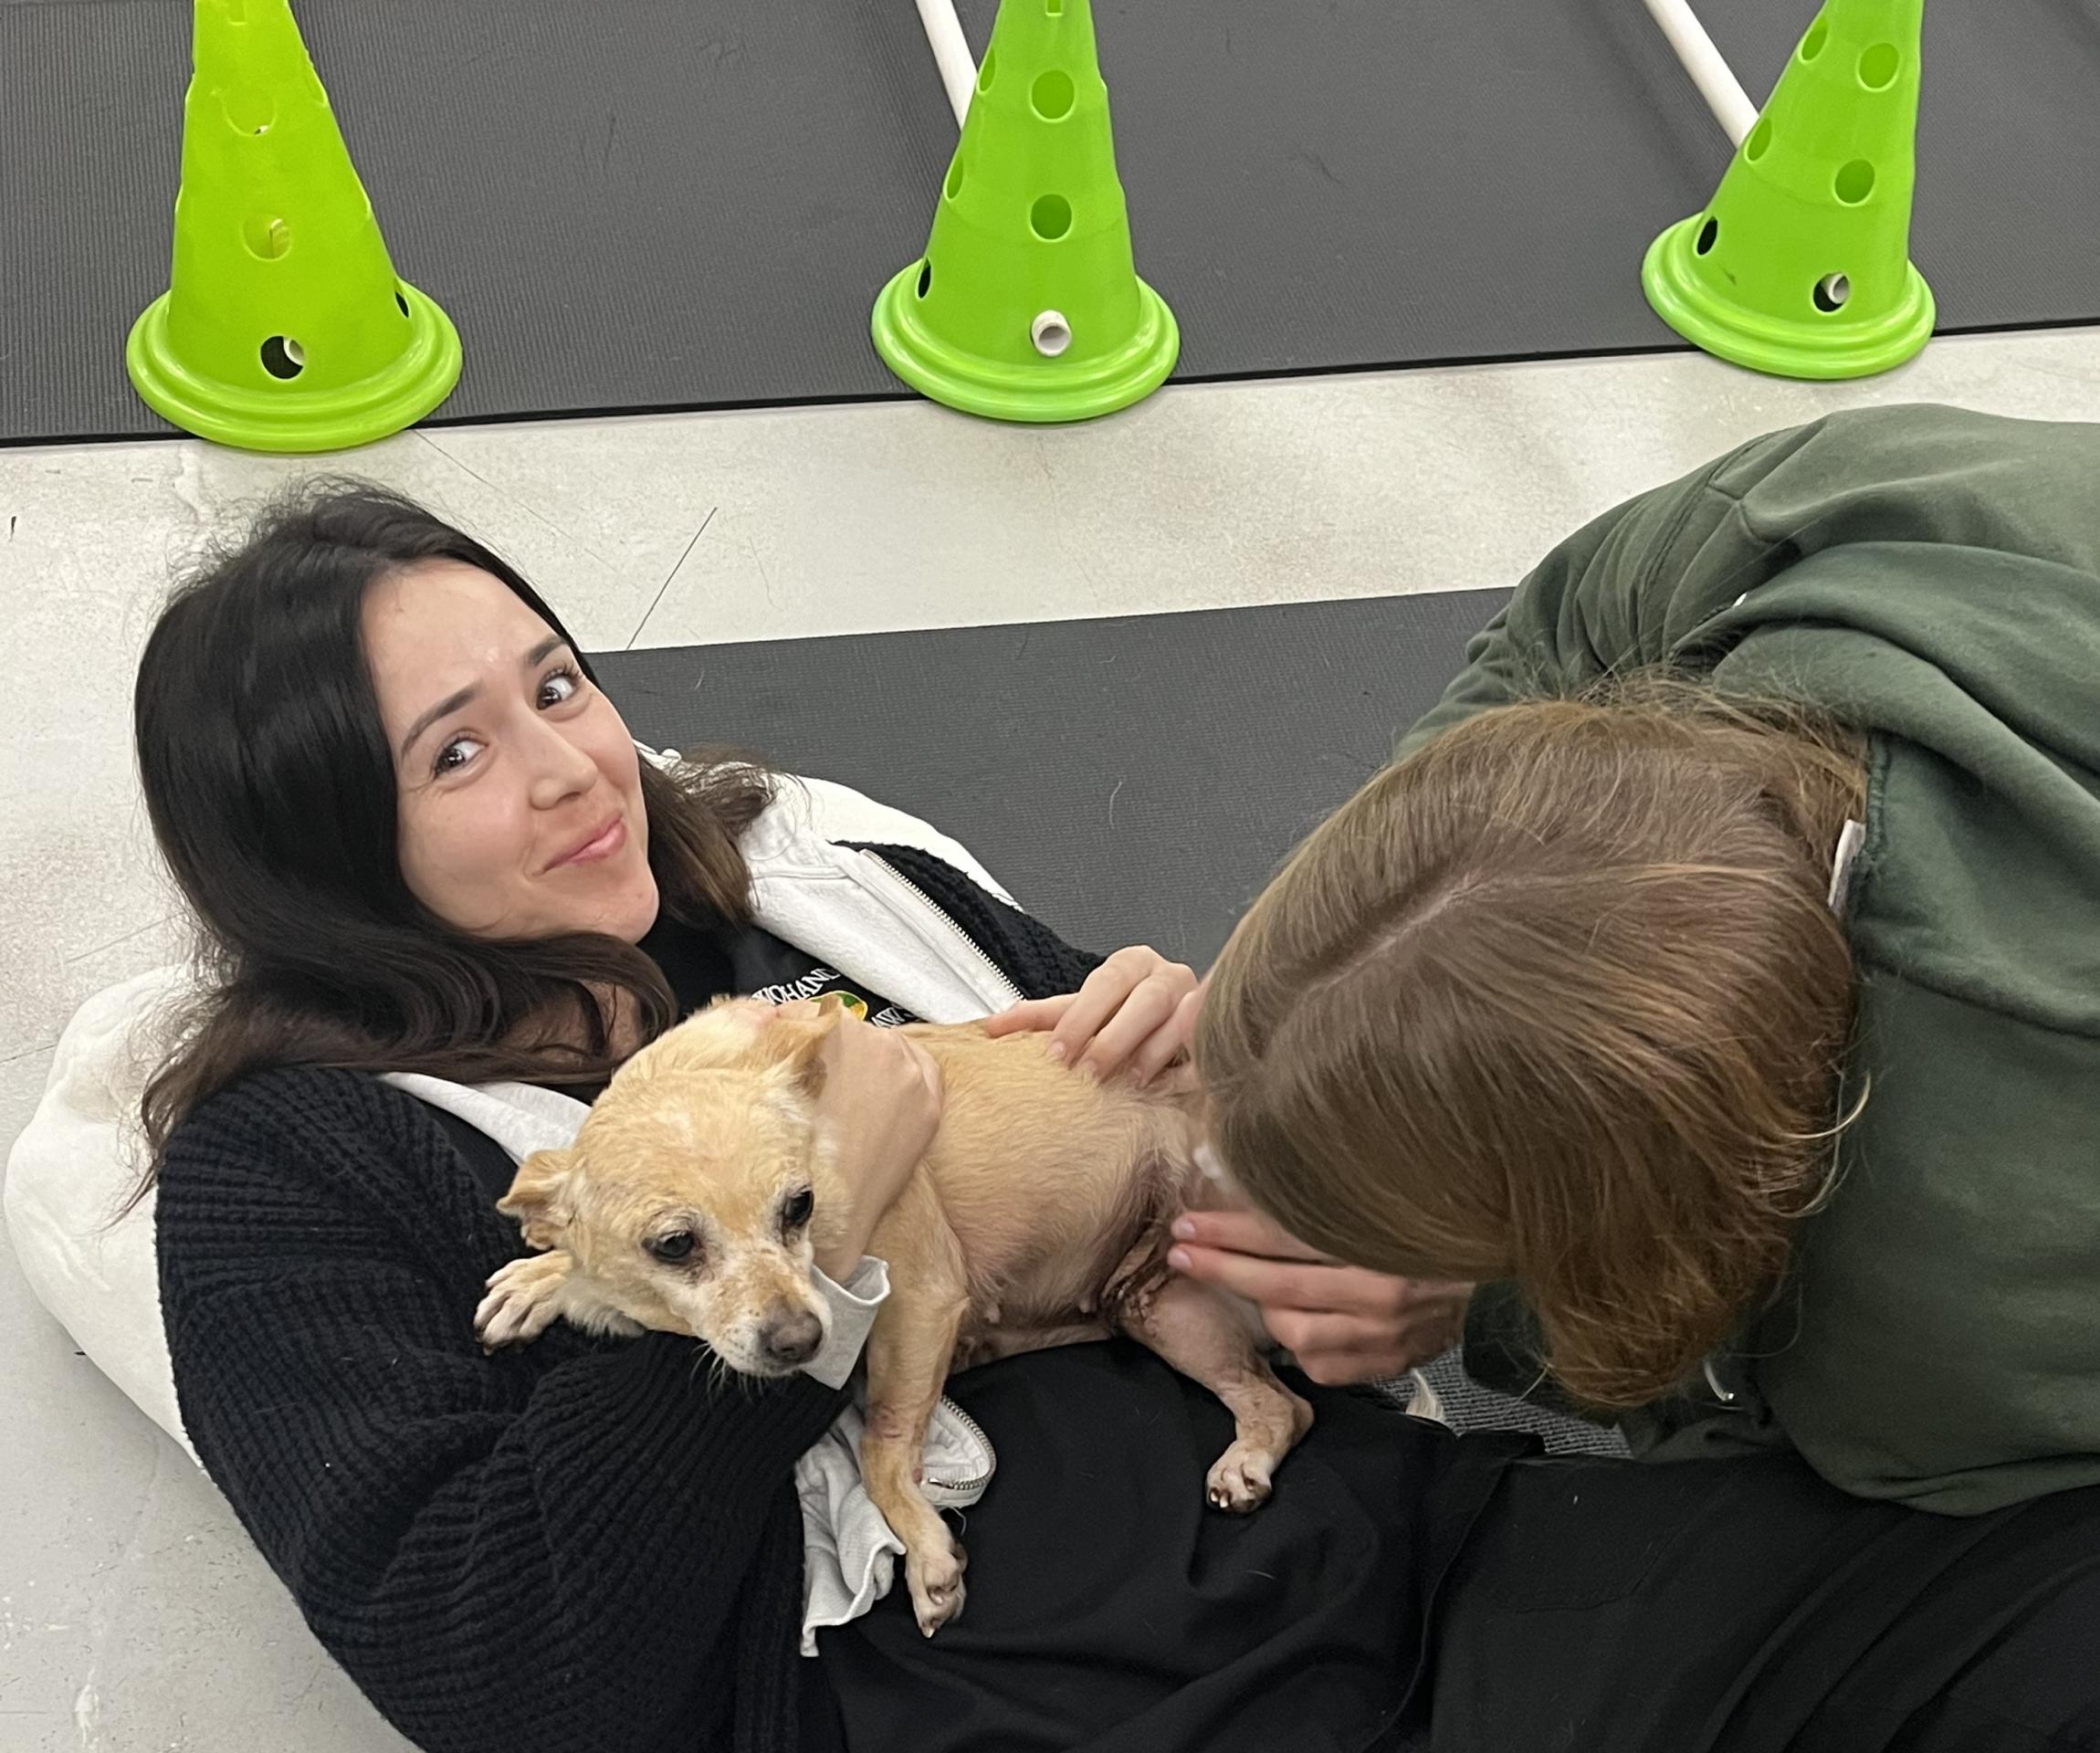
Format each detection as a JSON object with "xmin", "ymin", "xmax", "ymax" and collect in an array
[{"xmin": 1198, "ymin": 682, "xmax": 1867, "ymax": 1409}]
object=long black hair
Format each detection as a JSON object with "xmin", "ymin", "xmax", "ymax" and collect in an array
[{"xmin": 132, "ymin": 481, "xmax": 770, "ymax": 1184}]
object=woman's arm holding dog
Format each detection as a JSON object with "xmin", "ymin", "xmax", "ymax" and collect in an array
[
  {"xmin": 800, "ymin": 1002, "xmax": 944, "ymax": 1280},
  {"xmin": 158, "ymin": 1067, "xmax": 841, "ymax": 1753}
]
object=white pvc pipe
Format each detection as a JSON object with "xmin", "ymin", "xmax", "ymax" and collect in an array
[
  {"xmin": 1640, "ymin": 0, "xmax": 1759, "ymax": 146},
  {"xmin": 915, "ymin": 0, "xmax": 977, "ymax": 128}
]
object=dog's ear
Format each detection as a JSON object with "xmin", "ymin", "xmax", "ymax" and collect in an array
[
  {"xmin": 763, "ymin": 1001, "xmax": 845, "ymax": 1098},
  {"xmin": 499, "ymin": 1148, "xmax": 577, "ymax": 1252}
]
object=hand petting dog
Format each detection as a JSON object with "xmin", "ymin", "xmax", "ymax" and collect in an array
[{"xmin": 983, "ymin": 945, "xmax": 1202, "ymax": 1087}]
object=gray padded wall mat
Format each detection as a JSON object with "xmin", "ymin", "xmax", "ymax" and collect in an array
[
  {"xmin": 7, "ymin": 0, "xmax": 2095, "ymax": 445},
  {"xmin": 592, "ymin": 588, "xmax": 1507, "ymax": 970}
]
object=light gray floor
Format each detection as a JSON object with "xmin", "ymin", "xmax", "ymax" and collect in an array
[{"xmin": 8, "ymin": 330, "xmax": 2100, "ymax": 1748}]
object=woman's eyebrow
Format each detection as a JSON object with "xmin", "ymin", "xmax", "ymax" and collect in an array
[{"xmin": 398, "ymin": 635, "xmax": 571, "ymax": 759}]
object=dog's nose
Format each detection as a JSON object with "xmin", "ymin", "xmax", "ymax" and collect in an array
[{"xmin": 760, "ymin": 1309, "xmax": 824, "ymax": 1368}]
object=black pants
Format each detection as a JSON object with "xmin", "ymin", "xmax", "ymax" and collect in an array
[
  {"xmin": 814, "ymin": 1344, "xmax": 1503, "ymax": 1753},
  {"xmin": 1427, "ymin": 1447, "xmax": 2100, "ymax": 1753},
  {"xmin": 811, "ymin": 1346, "xmax": 2100, "ymax": 1752}
]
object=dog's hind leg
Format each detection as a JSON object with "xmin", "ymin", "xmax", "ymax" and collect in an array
[{"xmin": 1114, "ymin": 1273, "xmax": 1314, "ymax": 1512}]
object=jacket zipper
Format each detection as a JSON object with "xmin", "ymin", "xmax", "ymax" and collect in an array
[
  {"xmin": 864, "ymin": 852, "xmax": 1024, "ymax": 1009},
  {"xmin": 928, "ymin": 1393, "xmax": 997, "ymax": 1499}
]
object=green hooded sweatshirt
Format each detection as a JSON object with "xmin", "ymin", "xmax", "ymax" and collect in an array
[{"xmin": 1403, "ymin": 404, "xmax": 2100, "ymax": 1515}]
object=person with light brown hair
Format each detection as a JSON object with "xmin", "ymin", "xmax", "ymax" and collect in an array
[
  {"xmin": 1204, "ymin": 684, "xmax": 1868, "ymax": 1440},
  {"xmin": 1202, "ymin": 402, "xmax": 2100, "ymax": 1515},
  {"xmin": 1190, "ymin": 404, "xmax": 2100, "ymax": 1746}
]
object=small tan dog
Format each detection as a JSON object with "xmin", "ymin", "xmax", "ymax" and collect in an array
[{"xmin": 476, "ymin": 995, "xmax": 1312, "ymax": 1636}]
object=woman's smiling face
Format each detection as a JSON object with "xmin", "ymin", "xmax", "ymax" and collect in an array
[{"xmin": 362, "ymin": 559, "xmax": 658, "ymax": 944}]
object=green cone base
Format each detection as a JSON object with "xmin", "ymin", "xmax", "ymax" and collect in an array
[
  {"xmin": 872, "ymin": 266, "xmax": 1178, "ymax": 424},
  {"xmin": 1643, "ymin": 215, "xmax": 1934, "ymax": 382},
  {"xmin": 126, "ymin": 280, "xmax": 462, "ymax": 453}
]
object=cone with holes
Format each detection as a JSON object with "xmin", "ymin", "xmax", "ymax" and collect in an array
[
  {"xmin": 872, "ymin": 0, "xmax": 1178, "ymax": 423},
  {"xmin": 126, "ymin": 0, "xmax": 460, "ymax": 452},
  {"xmin": 1642, "ymin": 0, "xmax": 1934, "ymax": 380}
]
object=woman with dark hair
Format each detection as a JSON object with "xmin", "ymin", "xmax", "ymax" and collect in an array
[{"xmin": 108, "ymin": 483, "xmax": 1484, "ymax": 1753}]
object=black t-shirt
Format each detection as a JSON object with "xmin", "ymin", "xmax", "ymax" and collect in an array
[{"xmin": 640, "ymin": 913, "xmax": 919, "ymax": 1029}]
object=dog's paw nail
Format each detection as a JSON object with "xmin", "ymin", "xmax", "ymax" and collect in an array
[{"xmin": 1206, "ymin": 1446, "xmax": 1277, "ymax": 1515}]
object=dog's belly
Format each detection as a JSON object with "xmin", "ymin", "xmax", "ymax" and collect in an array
[
  {"xmin": 907, "ymin": 1023, "xmax": 1210, "ymax": 1364},
  {"xmin": 950, "ymin": 1208, "xmax": 1180, "ymax": 1363},
  {"xmin": 950, "ymin": 1315, "xmax": 1114, "ymax": 1371},
  {"xmin": 945, "ymin": 1229, "xmax": 1273, "ymax": 1376}
]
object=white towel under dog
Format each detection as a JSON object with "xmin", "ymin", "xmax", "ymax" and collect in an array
[
  {"xmin": 381, "ymin": 1073, "xmax": 996, "ymax": 1656},
  {"xmin": 795, "ymin": 1380, "xmax": 997, "ymax": 1653}
]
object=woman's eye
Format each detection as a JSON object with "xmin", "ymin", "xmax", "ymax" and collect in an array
[
  {"xmin": 648, "ymin": 1231, "xmax": 697, "ymax": 1264},
  {"xmin": 782, "ymin": 1189, "xmax": 814, "ymax": 1231},
  {"xmin": 538, "ymin": 666, "xmax": 583, "ymax": 709},
  {"xmin": 433, "ymin": 734, "xmax": 483, "ymax": 776}
]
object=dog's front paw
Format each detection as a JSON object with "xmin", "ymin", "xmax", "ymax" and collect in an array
[
  {"xmin": 1205, "ymin": 1440, "xmax": 1278, "ymax": 1514},
  {"xmin": 904, "ymin": 1532, "xmax": 969, "ymax": 1638},
  {"xmin": 476, "ymin": 1251, "xmax": 577, "ymax": 1350}
]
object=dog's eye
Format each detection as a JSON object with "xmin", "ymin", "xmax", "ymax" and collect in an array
[
  {"xmin": 782, "ymin": 1189, "xmax": 814, "ymax": 1231},
  {"xmin": 647, "ymin": 1231, "xmax": 697, "ymax": 1264}
]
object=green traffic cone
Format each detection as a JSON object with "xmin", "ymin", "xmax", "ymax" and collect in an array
[
  {"xmin": 1643, "ymin": 0, "xmax": 1935, "ymax": 380},
  {"xmin": 127, "ymin": 0, "xmax": 461, "ymax": 452},
  {"xmin": 872, "ymin": 0, "xmax": 1179, "ymax": 423}
]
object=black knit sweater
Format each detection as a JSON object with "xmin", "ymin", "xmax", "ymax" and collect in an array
[{"xmin": 156, "ymin": 848, "xmax": 1097, "ymax": 1753}]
